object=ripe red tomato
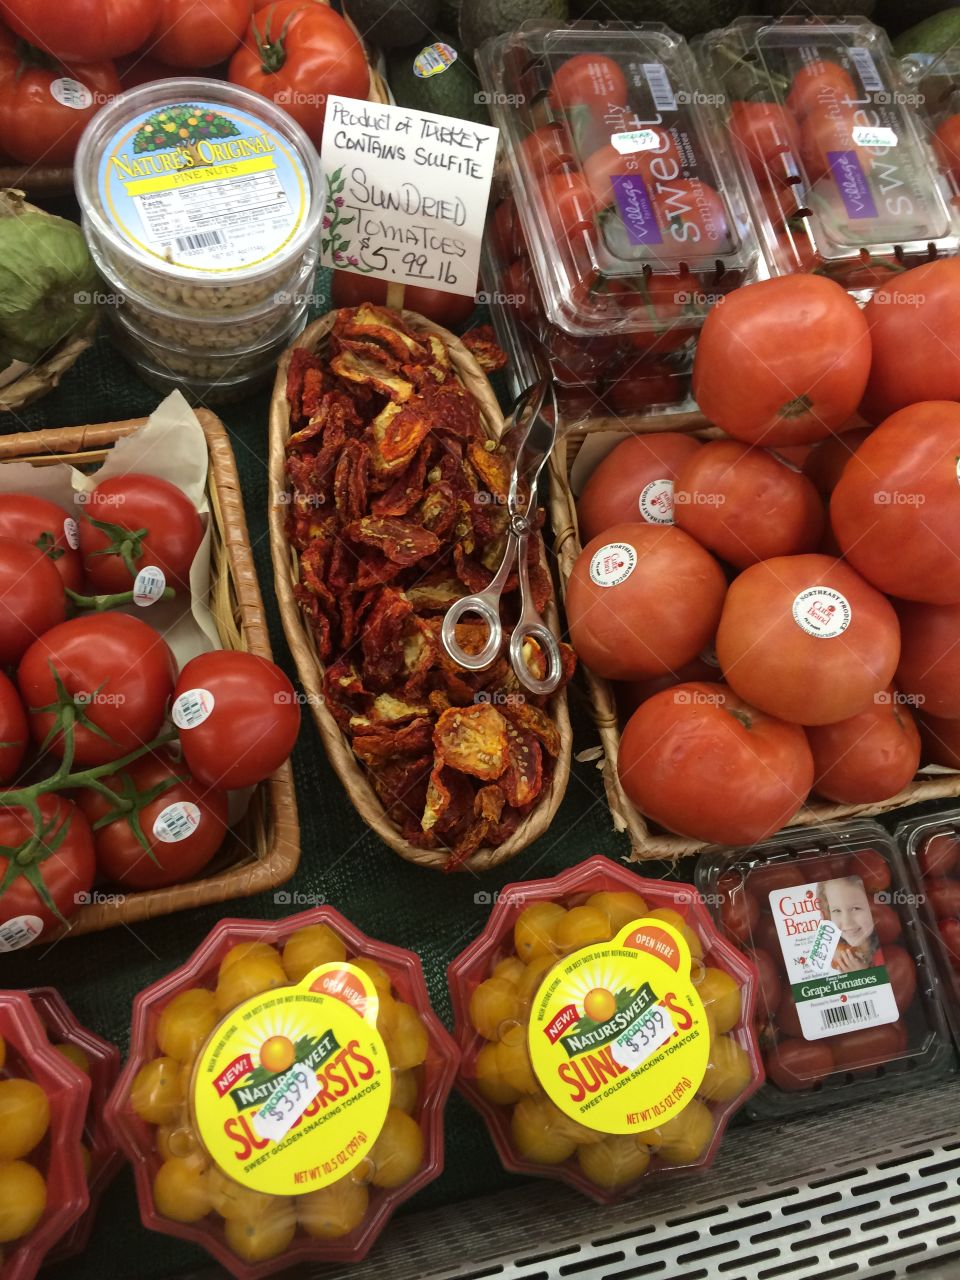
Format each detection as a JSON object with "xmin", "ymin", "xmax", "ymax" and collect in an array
[
  {"xmin": 576, "ymin": 434, "xmax": 702, "ymax": 543},
  {"xmin": 649, "ymin": 178, "xmax": 729, "ymax": 252},
  {"xmin": 923, "ymin": 877, "xmax": 960, "ymax": 920},
  {"xmin": 747, "ymin": 863, "xmax": 804, "ymax": 910},
  {"xmin": 566, "ymin": 523, "xmax": 727, "ymax": 681},
  {"xmin": 616, "ymin": 652, "xmax": 719, "ymax": 719},
  {"xmin": 581, "ymin": 129, "xmax": 682, "ymax": 209},
  {"xmin": 629, "ymin": 271, "xmax": 702, "ymax": 357},
  {"xmin": 896, "ymin": 601, "xmax": 960, "ymax": 717},
  {"xmin": 806, "ymin": 691, "xmax": 921, "ymax": 805},
  {"xmin": 18, "ymin": 614, "xmax": 176, "ymax": 767},
  {"xmin": 0, "ymin": 0, "xmax": 154, "ymax": 59},
  {"xmin": 0, "ymin": 28, "xmax": 120, "ymax": 165},
  {"xmin": 79, "ymin": 473, "xmax": 203, "ymax": 595},
  {"xmin": 831, "ymin": 1023, "xmax": 907, "ymax": 1073},
  {"xmin": 173, "ymin": 651, "xmax": 300, "ymax": 789},
  {"xmin": 716, "ymin": 554, "xmax": 900, "ymax": 726},
  {"xmin": 847, "ymin": 849, "xmax": 892, "ymax": 895},
  {"xmin": 729, "ymin": 100, "xmax": 800, "ymax": 174},
  {"xmin": 801, "ymin": 427, "xmax": 872, "ymax": 498},
  {"xmin": 115, "ymin": 52, "xmax": 177, "ymax": 90},
  {"xmin": 330, "ymin": 271, "xmax": 475, "ymax": 328},
  {"xmin": 77, "ymin": 752, "xmax": 228, "ymax": 891},
  {"xmin": 718, "ymin": 876, "xmax": 759, "ymax": 945},
  {"xmin": 933, "ymin": 113, "xmax": 960, "ymax": 184},
  {"xmin": 0, "ymin": 671, "xmax": 26, "ymax": 785},
  {"xmin": 920, "ymin": 710, "xmax": 960, "ymax": 769},
  {"xmin": 937, "ymin": 918, "xmax": 960, "ymax": 972},
  {"xmin": 775, "ymin": 990, "xmax": 803, "ymax": 1039},
  {"xmin": 870, "ymin": 901, "xmax": 902, "ymax": 946},
  {"xmin": 229, "ymin": 1, "xmax": 368, "ymax": 146},
  {"xmin": 883, "ymin": 945, "xmax": 917, "ymax": 1010},
  {"xmin": 786, "ymin": 59, "xmax": 857, "ymax": 121},
  {"xmin": 919, "ymin": 833, "xmax": 960, "ymax": 879},
  {"xmin": 674, "ymin": 440, "xmax": 824, "ymax": 568},
  {"xmin": 0, "ymin": 494, "xmax": 83, "ymax": 592},
  {"xmin": 148, "ymin": 0, "xmax": 250, "ymax": 68},
  {"xmin": 0, "ymin": 795, "xmax": 94, "ymax": 939},
  {"xmin": 548, "ymin": 53, "xmax": 628, "ymax": 114},
  {"xmin": 753, "ymin": 948, "xmax": 782, "ymax": 1019},
  {"xmin": 0, "ymin": 538, "xmax": 65, "ymax": 666},
  {"xmin": 861, "ymin": 261, "xmax": 960, "ymax": 421},
  {"xmin": 693, "ymin": 276, "xmax": 871, "ymax": 446},
  {"xmin": 617, "ymin": 682, "xmax": 813, "ymax": 845},
  {"xmin": 831, "ymin": 401, "xmax": 960, "ymax": 604},
  {"xmin": 753, "ymin": 910, "xmax": 782, "ymax": 956},
  {"xmin": 766, "ymin": 1039, "xmax": 834, "ymax": 1091},
  {"xmin": 519, "ymin": 124, "xmax": 575, "ymax": 178}
]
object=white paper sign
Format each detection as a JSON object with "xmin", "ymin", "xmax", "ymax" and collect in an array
[{"xmin": 318, "ymin": 95, "xmax": 498, "ymax": 298}]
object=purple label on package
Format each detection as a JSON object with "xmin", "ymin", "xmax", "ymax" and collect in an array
[
  {"xmin": 610, "ymin": 173, "xmax": 662, "ymax": 245},
  {"xmin": 827, "ymin": 151, "xmax": 878, "ymax": 220}
]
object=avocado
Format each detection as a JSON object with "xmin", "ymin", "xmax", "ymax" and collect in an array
[
  {"xmin": 569, "ymin": 0, "xmax": 746, "ymax": 37},
  {"xmin": 459, "ymin": 0, "xmax": 569, "ymax": 59},
  {"xmin": 344, "ymin": 0, "xmax": 440, "ymax": 51},
  {"xmin": 387, "ymin": 37, "xmax": 491, "ymax": 126},
  {"xmin": 437, "ymin": 0, "xmax": 462, "ymax": 30},
  {"xmin": 892, "ymin": 6, "xmax": 960, "ymax": 55},
  {"xmin": 879, "ymin": 1, "xmax": 957, "ymax": 38}
]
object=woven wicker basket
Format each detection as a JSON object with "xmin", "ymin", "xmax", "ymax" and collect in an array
[
  {"xmin": 0, "ymin": 409, "xmax": 300, "ymax": 934},
  {"xmin": 269, "ymin": 312, "xmax": 573, "ymax": 872},
  {"xmin": 549, "ymin": 414, "xmax": 960, "ymax": 860}
]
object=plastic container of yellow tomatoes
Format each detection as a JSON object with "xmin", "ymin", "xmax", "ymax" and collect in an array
[
  {"xmin": 105, "ymin": 908, "xmax": 459, "ymax": 1278},
  {"xmin": 27, "ymin": 988, "xmax": 122, "ymax": 1262},
  {"xmin": 0, "ymin": 989, "xmax": 91, "ymax": 1280},
  {"xmin": 448, "ymin": 855, "xmax": 762, "ymax": 1202}
]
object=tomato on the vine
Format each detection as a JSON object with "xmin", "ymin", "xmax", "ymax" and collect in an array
[
  {"xmin": 0, "ymin": 494, "xmax": 83, "ymax": 592},
  {"xmin": 0, "ymin": 672, "xmax": 26, "ymax": 786},
  {"xmin": 0, "ymin": 538, "xmax": 65, "ymax": 666},
  {"xmin": 0, "ymin": 0, "xmax": 153, "ymax": 60},
  {"xmin": 147, "ymin": 0, "xmax": 250, "ymax": 69},
  {"xmin": 0, "ymin": 794, "xmax": 94, "ymax": 937}
]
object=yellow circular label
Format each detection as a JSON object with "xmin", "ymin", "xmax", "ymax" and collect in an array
[
  {"xmin": 527, "ymin": 920, "xmax": 709, "ymax": 1134},
  {"xmin": 193, "ymin": 963, "xmax": 390, "ymax": 1194}
]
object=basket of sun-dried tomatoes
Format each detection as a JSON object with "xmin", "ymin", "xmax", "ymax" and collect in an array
[{"xmin": 268, "ymin": 305, "xmax": 575, "ymax": 872}]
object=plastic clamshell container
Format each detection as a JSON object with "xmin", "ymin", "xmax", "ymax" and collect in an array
[
  {"xmin": 27, "ymin": 988, "xmax": 121, "ymax": 1263},
  {"xmin": 696, "ymin": 820, "xmax": 952, "ymax": 1118},
  {"xmin": 901, "ymin": 50, "xmax": 960, "ymax": 211},
  {"xmin": 896, "ymin": 809, "xmax": 960, "ymax": 1045},
  {"xmin": 448, "ymin": 854, "xmax": 761, "ymax": 1203},
  {"xmin": 75, "ymin": 78, "xmax": 322, "ymax": 313},
  {"xmin": 106, "ymin": 908, "xmax": 459, "ymax": 1279},
  {"xmin": 696, "ymin": 16, "xmax": 958, "ymax": 292},
  {"xmin": 477, "ymin": 22, "xmax": 764, "ymax": 348},
  {"xmin": 0, "ymin": 990, "xmax": 90, "ymax": 1280}
]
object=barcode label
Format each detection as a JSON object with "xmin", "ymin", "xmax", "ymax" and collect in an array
[
  {"xmin": 0, "ymin": 915, "xmax": 43, "ymax": 952},
  {"xmin": 849, "ymin": 47, "xmax": 885, "ymax": 95},
  {"xmin": 821, "ymin": 1000, "xmax": 877, "ymax": 1029},
  {"xmin": 153, "ymin": 802, "xmax": 202, "ymax": 844},
  {"xmin": 175, "ymin": 230, "xmax": 226, "ymax": 253},
  {"xmin": 643, "ymin": 63, "xmax": 676, "ymax": 113},
  {"xmin": 172, "ymin": 688, "xmax": 215, "ymax": 730},
  {"xmin": 133, "ymin": 565, "xmax": 166, "ymax": 607}
]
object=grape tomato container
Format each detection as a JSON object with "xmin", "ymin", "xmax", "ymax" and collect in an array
[
  {"xmin": 696, "ymin": 17, "xmax": 958, "ymax": 294},
  {"xmin": 448, "ymin": 854, "xmax": 762, "ymax": 1203},
  {"xmin": 0, "ymin": 989, "xmax": 91, "ymax": 1280},
  {"xmin": 106, "ymin": 908, "xmax": 459, "ymax": 1278},
  {"xmin": 696, "ymin": 820, "xmax": 952, "ymax": 1119}
]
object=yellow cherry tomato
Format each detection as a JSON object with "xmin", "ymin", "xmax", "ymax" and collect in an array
[
  {"xmin": 208, "ymin": 1170, "xmax": 274, "ymax": 1222},
  {"xmin": 644, "ymin": 908, "xmax": 704, "ymax": 959},
  {"xmin": 129, "ymin": 1057, "xmax": 183, "ymax": 1126},
  {"xmin": 215, "ymin": 952, "xmax": 286, "ymax": 1016},
  {"xmin": 699, "ymin": 1035, "xmax": 753, "ymax": 1103},
  {"xmin": 587, "ymin": 891, "xmax": 649, "ymax": 933},
  {"xmin": 514, "ymin": 902, "xmax": 566, "ymax": 961},
  {"xmin": 369, "ymin": 1108, "xmax": 424, "ymax": 1188},
  {"xmin": 657, "ymin": 1099, "xmax": 714, "ymax": 1165},
  {"xmin": 0, "ymin": 1161, "xmax": 46, "ymax": 1242},
  {"xmin": 157, "ymin": 989, "xmax": 219, "ymax": 1063},
  {"xmin": 224, "ymin": 1200, "xmax": 296, "ymax": 1262},
  {"xmin": 384, "ymin": 1002, "xmax": 428, "ymax": 1070},
  {"xmin": 696, "ymin": 967, "xmax": 741, "ymax": 1036},
  {"xmin": 390, "ymin": 1069, "xmax": 419, "ymax": 1113},
  {"xmin": 156, "ymin": 1122, "xmax": 207, "ymax": 1167},
  {"xmin": 376, "ymin": 992, "xmax": 399, "ymax": 1038},
  {"xmin": 555, "ymin": 905, "xmax": 613, "ymax": 953},
  {"xmin": 494, "ymin": 1024, "xmax": 538, "ymax": 1095},
  {"xmin": 578, "ymin": 1135, "xmax": 651, "ymax": 1188},
  {"xmin": 54, "ymin": 1043, "xmax": 90, "ymax": 1074},
  {"xmin": 153, "ymin": 1158, "xmax": 211, "ymax": 1224},
  {"xmin": 475, "ymin": 1041, "xmax": 520, "ymax": 1105},
  {"xmin": 493, "ymin": 955, "xmax": 525, "ymax": 985},
  {"xmin": 220, "ymin": 942, "xmax": 280, "ymax": 972},
  {"xmin": 299, "ymin": 1177, "xmax": 368, "ymax": 1239},
  {"xmin": 353, "ymin": 958, "xmax": 391, "ymax": 995},
  {"xmin": 515, "ymin": 953, "xmax": 559, "ymax": 1008},
  {"xmin": 0, "ymin": 1080, "xmax": 49, "ymax": 1160},
  {"xmin": 540, "ymin": 1095, "xmax": 604, "ymax": 1147},
  {"xmin": 281, "ymin": 924, "xmax": 346, "ymax": 984},
  {"xmin": 469, "ymin": 977, "xmax": 522, "ymax": 1040},
  {"xmin": 511, "ymin": 1094, "xmax": 577, "ymax": 1165}
]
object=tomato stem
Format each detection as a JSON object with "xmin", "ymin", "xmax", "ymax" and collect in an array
[{"xmin": 66, "ymin": 585, "xmax": 176, "ymax": 611}]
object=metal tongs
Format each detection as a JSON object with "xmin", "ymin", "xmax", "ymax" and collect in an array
[{"xmin": 441, "ymin": 376, "xmax": 563, "ymax": 696}]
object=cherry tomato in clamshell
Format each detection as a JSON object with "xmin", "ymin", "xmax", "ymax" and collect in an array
[
  {"xmin": 0, "ymin": 538, "xmax": 66, "ymax": 665},
  {"xmin": 607, "ymin": 365, "xmax": 685, "ymax": 415},
  {"xmin": 729, "ymin": 100, "xmax": 801, "ymax": 174},
  {"xmin": 753, "ymin": 911, "xmax": 782, "ymax": 958},
  {"xmin": 801, "ymin": 855, "xmax": 846, "ymax": 882},
  {"xmin": 937, "ymin": 918, "xmax": 960, "ymax": 972},
  {"xmin": 581, "ymin": 129, "xmax": 681, "ymax": 210},
  {"xmin": 753, "ymin": 948, "xmax": 782, "ymax": 1019},
  {"xmin": 786, "ymin": 60, "xmax": 857, "ymax": 123},
  {"xmin": 548, "ymin": 54, "xmax": 628, "ymax": 115},
  {"xmin": 746, "ymin": 863, "xmax": 804, "ymax": 911},
  {"xmin": 933, "ymin": 113, "xmax": 960, "ymax": 185},
  {"xmin": 519, "ymin": 124, "xmax": 575, "ymax": 178},
  {"xmin": 919, "ymin": 833, "xmax": 960, "ymax": 879},
  {"xmin": 870, "ymin": 901, "xmax": 902, "ymax": 946},
  {"xmin": 0, "ymin": 494, "xmax": 83, "ymax": 592},
  {"xmin": 719, "ymin": 882, "xmax": 760, "ymax": 946},
  {"xmin": 775, "ymin": 989, "xmax": 803, "ymax": 1040},
  {"xmin": 800, "ymin": 104, "xmax": 867, "ymax": 182},
  {"xmin": 923, "ymin": 877, "xmax": 960, "ymax": 921},
  {"xmin": 766, "ymin": 1038, "xmax": 834, "ymax": 1091},
  {"xmin": 846, "ymin": 849, "xmax": 891, "ymax": 895},
  {"xmin": 0, "ymin": 794, "xmax": 95, "ymax": 938},
  {"xmin": 540, "ymin": 171, "xmax": 596, "ymax": 237},
  {"xmin": 883, "ymin": 945, "xmax": 917, "ymax": 1010},
  {"xmin": 491, "ymin": 197, "xmax": 526, "ymax": 265},
  {"xmin": 648, "ymin": 179, "xmax": 730, "ymax": 253},
  {"xmin": 831, "ymin": 1022, "xmax": 908, "ymax": 1073},
  {"xmin": 79, "ymin": 473, "xmax": 203, "ymax": 594},
  {"xmin": 628, "ymin": 271, "xmax": 702, "ymax": 357},
  {"xmin": 501, "ymin": 258, "xmax": 539, "ymax": 327}
]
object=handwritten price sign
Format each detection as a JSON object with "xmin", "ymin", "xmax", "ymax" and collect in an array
[{"xmin": 318, "ymin": 96, "xmax": 498, "ymax": 298}]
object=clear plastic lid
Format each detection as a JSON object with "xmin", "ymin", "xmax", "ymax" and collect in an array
[
  {"xmin": 476, "ymin": 22, "xmax": 763, "ymax": 339},
  {"xmin": 697, "ymin": 17, "xmax": 957, "ymax": 288},
  {"xmin": 696, "ymin": 820, "xmax": 952, "ymax": 1118},
  {"xmin": 901, "ymin": 50, "xmax": 960, "ymax": 210}
]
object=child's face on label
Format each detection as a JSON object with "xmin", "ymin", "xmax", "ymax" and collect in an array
[{"xmin": 824, "ymin": 878, "xmax": 872, "ymax": 947}]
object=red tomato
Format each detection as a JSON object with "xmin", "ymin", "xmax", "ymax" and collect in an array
[
  {"xmin": 933, "ymin": 113, "xmax": 960, "ymax": 183},
  {"xmin": 115, "ymin": 52, "xmax": 177, "ymax": 90},
  {"xmin": 0, "ymin": 494, "xmax": 82, "ymax": 592},
  {"xmin": 753, "ymin": 910, "xmax": 782, "ymax": 956},
  {"xmin": 229, "ymin": 1, "xmax": 368, "ymax": 146},
  {"xmin": 831, "ymin": 1023, "xmax": 908, "ymax": 1073},
  {"xmin": 79, "ymin": 473, "xmax": 203, "ymax": 595},
  {"xmin": 649, "ymin": 178, "xmax": 729, "ymax": 253},
  {"xmin": 747, "ymin": 862, "xmax": 804, "ymax": 909},
  {"xmin": 692, "ymin": 276, "xmax": 872, "ymax": 446},
  {"xmin": 766, "ymin": 1038, "xmax": 834, "ymax": 1090},
  {"xmin": 776, "ymin": 990, "xmax": 803, "ymax": 1039},
  {"xmin": 923, "ymin": 877, "xmax": 960, "ymax": 920},
  {"xmin": 329, "ymin": 271, "xmax": 475, "ymax": 327},
  {"xmin": 490, "ymin": 197, "xmax": 525, "ymax": 265},
  {"xmin": 801, "ymin": 427, "xmax": 872, "ymax": 498},
  {"xmin": 799, "ymin": 104, "xmax": 867, "ymax": 181},
  {"xmin": 919, "ymin": 710, "xmax": 960, "ymax": 769},
  {"xmin": 0, "ymin": 795, "xmax": 94, "ymax": 938},
  {"xmin": 883, "ymin": 945, "xmax": 917, "ymax": 1010},
  {"xmin": 173, "ymin": 651, "xmax": 300, "ymax": 789},
  {"xmin": 753, "ymin": 948, "xmax": 782, "ymax": 1019},
  {"xmin": 18, "ymin": 614, "xmax": 176, "ymax": 767},
  {"xmin": 77, "ymin": 752, "xmax": 228, "ymax": 891},
  {"xmin": 0, "ymin": 29, "xmax": 120, "ymax": 165},
  {"xmin": 831, "ymin": 401, "xmax": 960, "ymax": 604},
  {"xmin": 629, "ymin": 272, "xmax": 702, "ymax": 357},
  {"xmin": 566, "ymin": 523, "xmax": 727, "ymax": 681},
  {"xmin": 148, "ymin": 0, "xmax": 250, "ymax": 68},
  {"xmin": 674, "ymin": 440, "xmax": 824, "ymax": 569},
  {"xmin": 540, "ymin": 170, "xmax": 596, "ymax": 236},
  {"xmin": 501, "ymin": 258, "xmax": 539, "ymax": 326},
  {"xmin": 919, "ymin": 833, "xmax": 960, "ymax": 879},
  {"xmin": 617, "ymin": 682, "xmax": 813, "ymax": 845},
  {"xmin": 861, "ymin": 260, "xmax": 960, "ymax": 421},
  {"xmin": 549, "ymin": 53, "xmax": 628, "ymax": 114},
  {"xmin": 606, "ymin": 365, "xmax": 685, "ymax": 415},
  {"xmin": 581, "ymin": 128, "xmax": 681, "ymax": 210},
  {"xmin": 896, "ymin": 601, "xmax": 960, "ymax": 717},
  {"xmin": 719, "ymin": 878, "xmax": 760, "ymax": 946},
  {"xmin": 786, "ymin": 59, "xmax": 857, "ymax": 121},
  {"xmin": 937, "ymin": 918, "xmax": 960, "ymax": 972},
  {"xmin": 729, "ymin": 100, "xmax": 801, "ymax": 174},
  {"xmin": 519, "ymin": 124, "xmax": 575, "ymax": 177},
  {"xmin": 871, "ymin": 900, "xmax": 902, "ymax": 946},
  {"xmin": 847, "ymin": 849, "xmax": 892, "ymax": 894},
  {"xmin": 616, "ymin": 653, "xmax": 719, "ymax": 718},
  {"xmin": 576, "ymin": 434, "xmax": 702, "ymax": 543},
  {"xmin": 0, "ymin": 671, "xmax": 27, "ymax": 785},
  {"xmin": 716, "ymin": 554, "xmax": 900, "ymax": 726},
  {"xmin": 806, "ymin": 691, "xmax": 921, "ymax": 804},
  {"xmin": 0, "ymin": 538, "xmax": 65, "ymax": 666},
  {"xmin": 0, "ymin": 0, "xmax": 153, "ymax": 59}
]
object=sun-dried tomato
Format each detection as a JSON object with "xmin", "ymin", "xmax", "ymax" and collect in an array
[
  {"xmin": 454, "ymin": 544, "xmax": 517, "ymax": 595},
  {"xmin": 294, "ymin": 583, "xmax": 334, "ymax": 662},
  {"xmin": 323, "ymin": 659, "xmax": 368, "ymax": 731},
  {"xmin": 354, "ymin": 553, "xmax": 405, "ymax": 590},
  {"xmin": 372, "ymin": 756, "xmax": 432, "ymax": 831},
  {"xmin": 345, "ymin": 516, "xmax": 440, "ymax": 567},
  {"xmin": 405, "ymin": 576, "xmax": 463, "ymax": 612},
  {"xmin": 502, "ymin": 727, "xmax": 543, "ymax": 808},
  {"xmin": 500, "ymin": 701, "xmax": 562, "ymax": 758},
  {"xmin": 419, "ymin": 482, "xmax": 458, "ymax": 538},
  {"xmin": 361, "ymin": 588, "xmax": 413, "ymax": 689},
  {"xmin": 286, "ymin": 347, "xmax": 323, "ymax": 424},
  {"xmin": 333, "ymin": 439, "xmax": 370, "ymax": 524},
  {"xmin": 331, "ymin": 347, "xmax": 415, "ymax": 402},
  {"xmin": 371, "ymin": 448, "xmax": 428, "ymax": 517},
  {"xmin": 353, "ymin": 717, "xmax": 434, "ymax": 766},
  {"xmin": 339, "ymin": 304, "xmax": 429, "ymax": 362},
  {"xmin": 369, "ymin": 399, "xmax": 434, "ymax": 476},
  {"xmin": 467, "ymin": 440, "xmax": 512, "ymax": 500},
  {"xmin": 461, "ymin": 324, "xmax": 508, "ymax": 372},
  {"xmin": 420, "ymin": 382, "xmax": 485, "ymax": 441},
  {"xmin": 327, "ymin": 538, "xmax": 354, "ymax": 593},
  {"xmin": 434, "ymin": 704, "xmax": 509, "ymax": 780}
]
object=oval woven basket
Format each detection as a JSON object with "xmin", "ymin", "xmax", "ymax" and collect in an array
[{"xmin": 269, "ymin": 310, "xmax": 573, "ymax": 872}]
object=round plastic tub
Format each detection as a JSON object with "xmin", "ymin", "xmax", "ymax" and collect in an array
[
  {"xmin": 75, "ymin": 78, "xmax": 322, "ymax": 315},
  {"xmin": 448, "ymin": 854, "xmax": 761, "ymax": 1202},
  {"xmin": 106, "ymin": 908, "xmax": 459, "ymax": 1278}
]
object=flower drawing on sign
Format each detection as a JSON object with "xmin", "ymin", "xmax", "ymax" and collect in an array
[{"xmin": 322, "ymin": 167, "xmax": 366, "ymax": 271}]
